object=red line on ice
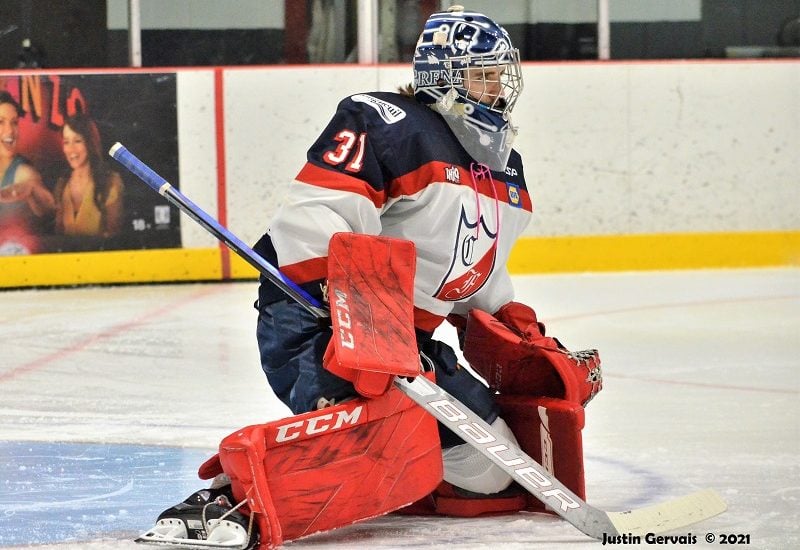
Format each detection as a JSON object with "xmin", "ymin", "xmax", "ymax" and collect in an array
[{"xmin": 0, "ymin": 286, "xmax": 222, "ymax": 384}]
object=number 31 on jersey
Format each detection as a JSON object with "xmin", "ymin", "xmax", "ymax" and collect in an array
[{"xmin": 323, "ymin": 130, "xmax": 367, "ymax": 173}]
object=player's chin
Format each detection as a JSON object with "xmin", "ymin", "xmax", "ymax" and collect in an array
[{"xmin": 469, "ymin": 96, "xmax": 505, "ymax": 110}]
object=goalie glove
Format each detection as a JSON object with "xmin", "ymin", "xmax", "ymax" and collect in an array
[{"xmin": 463, "ymin": 302, "xmax": 602, "ymax": 406}]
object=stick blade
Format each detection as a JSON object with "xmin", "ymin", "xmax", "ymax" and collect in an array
[{"xmin": 607, "ymin": 488, "xmax": 727, "ymax": 536}]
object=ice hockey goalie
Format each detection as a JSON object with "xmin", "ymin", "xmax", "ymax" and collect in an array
[
  {"xmin": 135, "ymin": 3, "xmax": 606, "ymax": 547},
  {"xmin": 136, "ymin": 234, "xmax": 602, "ymax": 550}
]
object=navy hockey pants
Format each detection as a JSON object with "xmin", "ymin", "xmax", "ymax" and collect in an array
[{"xmin": 257, "ymin": 299, "xmax": 499, "ymax": 448}]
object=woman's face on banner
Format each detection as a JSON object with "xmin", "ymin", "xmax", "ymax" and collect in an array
[
  {"xmin": 62, "ymin": 124, "xmax": 89, "ymax": 170},
  {"xmin": 0, "ymin": 102, "xmax": 20, "ymax": 161}
]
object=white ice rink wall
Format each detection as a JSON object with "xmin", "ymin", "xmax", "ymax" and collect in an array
[{"xmin": 2, "ymin": 59, "xmax": 798, "ymax": 287}]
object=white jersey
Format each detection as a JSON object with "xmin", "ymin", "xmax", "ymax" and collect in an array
[{"xmin": 255, "ymin": 91, "xmax": 532, "ymax": 333}]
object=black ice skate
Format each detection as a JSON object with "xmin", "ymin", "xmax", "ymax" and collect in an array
[{"xmin": 135, "ymin": 485, "xmax": 259, "ymax": 549}]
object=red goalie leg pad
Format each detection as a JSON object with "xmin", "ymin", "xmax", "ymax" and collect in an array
[
  {"xmin": 397, "ymin": 480, "xmax": 527, "ymax": 517},
  {"xmin": 495, "ymin": 394, "xmax": 586, "ymax": 513},
  {"xmin": 325, "ymin": 232, "xmax": 420, "ymax": 398},
  {"xmin": 208, "ymin": 379, "xmax": 441, "ymax": 549}
]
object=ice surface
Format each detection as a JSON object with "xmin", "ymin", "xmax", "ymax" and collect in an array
[{"xmin": 1, "ymin": 268, "xmax": 798, "ymax": 549}]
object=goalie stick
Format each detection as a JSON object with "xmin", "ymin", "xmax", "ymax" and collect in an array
[
  {"xmin": 109, "ymin": 142, "xmax": 726, "ymax": 541},
  {"xmin": 107, "ymin": 144, "xmax": 327, "ymax": 321}
]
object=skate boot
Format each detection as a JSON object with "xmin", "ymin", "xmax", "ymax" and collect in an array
[{"xmin": 135, "ymin": 484, "xmax": 259, "ymax": 549}]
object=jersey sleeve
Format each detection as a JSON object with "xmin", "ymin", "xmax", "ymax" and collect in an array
[{"xmin": 268, "ymin": 96, "xmax": 389, "ymax": 288}]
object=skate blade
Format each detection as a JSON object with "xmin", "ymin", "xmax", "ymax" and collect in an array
[
  {"xmin": 135, "ymin": 518, "xmax": 250, "ymax": 549},
  {"xmin": 135, "ymin": 532, "xmax": 247, "ymax": 549}
]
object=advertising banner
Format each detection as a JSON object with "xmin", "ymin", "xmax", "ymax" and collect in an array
[{"xmin": 0, "ymin": 72, "xmax": 180, "ymax": 255}]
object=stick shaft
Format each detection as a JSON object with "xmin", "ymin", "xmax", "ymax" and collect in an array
[{"xmin": 108, "ymin": 143, "xmax": 328, "ymax": 320}]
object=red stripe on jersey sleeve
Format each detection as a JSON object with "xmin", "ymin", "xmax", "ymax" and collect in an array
[
  {"xmin": 389, "ymin": 161, "xmax": 451, "ymax": 197},
  {"xmin": 280, "ymin": 256, "xmax": 328, "ymax": 286},
  {"xmin": 296, "ymin": 162, "xmax": 386, "ymax": 208}
]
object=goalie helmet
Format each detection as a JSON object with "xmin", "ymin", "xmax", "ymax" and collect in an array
[
  {"xmin": 413, "ymin": 6, "xmax": 523, "ymax": 170},
  {"xmin": 413, "ymin": 5, "xmax": 523, "ymax": 134}
]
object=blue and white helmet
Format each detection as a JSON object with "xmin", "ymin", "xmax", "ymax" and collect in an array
[{"xmin": 413, "ymin": 5, "xmax": 523, "ymax": 133}]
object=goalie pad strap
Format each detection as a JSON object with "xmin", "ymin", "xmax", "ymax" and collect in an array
[{"xmin": 396, "ymin": 479, "xmax": 527, "ymax": 517}]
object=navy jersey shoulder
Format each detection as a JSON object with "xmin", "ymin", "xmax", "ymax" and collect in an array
[
  {"xmin": 503, "ymin": 149, "xmax": 526, "ymax": 192},
  {"xmin": 329, "ymin": 92, "xmax": 475, "ymax": 178},
  {"xmin": 353, "ymin": 93, "xmax": 526, "ymax": 190},
  {"xmin": 336, "ymin": 91, "xmax": 444, "ymax": 135},
  {"xmin": 309, "ymin": 91, "xmax": 526, "ymax": 187}
]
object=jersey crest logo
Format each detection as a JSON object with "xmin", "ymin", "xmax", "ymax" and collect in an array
[
  {"xmin": 445, "ymin": 165, "xmax": 460, "ymax": 184},
  {"xmin": 351, "ymin": 94, "xmax": 406, "ymax": 124},
  {"xmin": 434, "ymin": 205, "xmax": 498, "ymax": 301}
]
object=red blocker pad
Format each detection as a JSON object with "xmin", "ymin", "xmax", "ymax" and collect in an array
[
  {"xmin": 496, "ymin": 394, "xmax": 586, "ymax": 513},
  {"xmin": 325, "ymin": 232, "xmax": 419, "ymax": 397},
  {"xmin": 199, "ymin": 380, "xmax": 441, "ymax": 549}
]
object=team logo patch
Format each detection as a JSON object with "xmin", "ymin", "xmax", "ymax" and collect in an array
[
  {"xmin": 351, "ymin": 94, "xmax": 406, "ymax": 124},
  {"xmin": 507, "ymin": 182, "xmax": 521, "ymax": 207},
  {"xmin": 434, "ymin": 206, "xmax": 498, "ymax": 301},
  {"xmin": 445, "ymin": 165, "xmax": 460, "ymax": 184}
]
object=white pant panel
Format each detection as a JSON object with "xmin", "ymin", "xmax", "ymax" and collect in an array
[{"xmin": 441, "ymin": 416, "xmax": 518, "ymax": 494}]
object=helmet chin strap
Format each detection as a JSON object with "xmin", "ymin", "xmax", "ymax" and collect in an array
[
  {"xmin": 439, "ymin": 88, "xmax": 462, "ymax": 113},
  {"xmin": 438, "ymin": 88, "xmax": 509, "ymax": 127}
]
